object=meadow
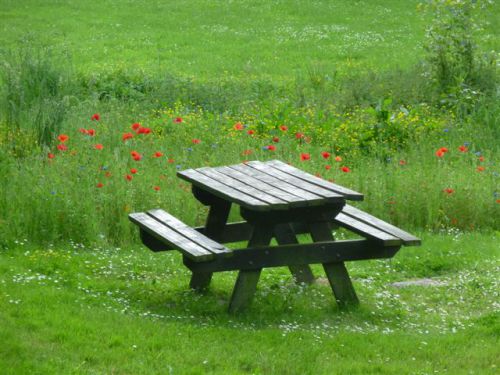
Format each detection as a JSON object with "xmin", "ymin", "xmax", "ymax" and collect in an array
[{"xmin": 0, "ymin": 0, "xmax": 499, "ymax": 374}]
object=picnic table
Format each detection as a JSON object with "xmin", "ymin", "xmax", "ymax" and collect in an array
[{"xmin": 130, "ymin": 160, "xmax": 420, "ymax": 312}]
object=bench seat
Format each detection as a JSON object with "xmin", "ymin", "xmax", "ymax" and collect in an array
[{"xmin": 129, "ymin": 209, "xmax": 233, "ymax": 262}]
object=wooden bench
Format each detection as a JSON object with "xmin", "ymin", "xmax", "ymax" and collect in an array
[{"xmin": 129, "ymin": 203, "xmax": 420, "ymax": 311}]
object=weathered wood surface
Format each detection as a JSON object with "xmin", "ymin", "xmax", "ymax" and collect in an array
[
  {"xmin": 340, "ymin": 204, "xmax": 421, "ymax": 245},
  {"xmin": 333, "ymin": 213, "xmax": 402, "ymax": 246}
]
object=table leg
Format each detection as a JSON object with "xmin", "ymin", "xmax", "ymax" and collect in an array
[
  {"xmin": 274, "ymin": 223, "xmax": 315, "ymax": 285},
  {"xmin": 189, "ymin": 198, "xmax": 231, "ymax": 291},
  {"xmin": 228, "ymin": 223, "xmax": 274, "ymax": 313},
  {"xmin": 309, "ymin": 223, "xmax": 359, "ymax": 308}
]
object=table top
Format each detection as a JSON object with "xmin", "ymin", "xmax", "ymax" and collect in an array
[{"xmin": 177, "ymin": 160, "xmax": 363, "ymax": 211}]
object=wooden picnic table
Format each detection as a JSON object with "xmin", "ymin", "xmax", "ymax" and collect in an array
[{"xmin": 130, "ymin": 159, "xmax": 420, "ymax": 312}]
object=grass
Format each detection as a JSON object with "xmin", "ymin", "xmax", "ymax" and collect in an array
[{"xmin": 1, "ymin": 232, "xmax": 499, "ymax": 374}]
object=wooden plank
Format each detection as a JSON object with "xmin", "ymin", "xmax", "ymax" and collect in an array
[
  {"xmin": 195, "ymin": 221, "xmax": 253, "ymax": 244},
  {"xmin": 334, "ymin": 213, "xmax": 402, "ymax": 246},
  {"xmin": 177, "ymin": 169, "xmax": 270, "ymax": 210},
  {"xmin": 274, "ymin": 223, "xmax": 315, "ymax": 285},
  {"xmin": 341, "ymin": 205, "xmax": 421, "ymax": 245},
  {"xmin": 196, "ymin": 167, "xmax": 289, "ymax": 207},
  {"xmin": 214, "ymin": 166, "xmax": 309, "ymax": 206},
  {"xmin": 266, "ymin": 160, "xmax": 364, "ymax": 201},
  {"xmin": 230, "ymin": 164, "xmax": 327, "ymax": 206},
  {"xmin": 147, "ymin": 209, "xmax": 231, "ymax": 255},
  {"xmin": 129, "ymin": 212, "xmax": 214, "ymax": 262},
  {"xmin": 183, "ymin": 239, "xmax": 400, "ymax": 273},
  {"xmin": 247, "ymin": 160, "xmax": 344, "ymax": 202}
]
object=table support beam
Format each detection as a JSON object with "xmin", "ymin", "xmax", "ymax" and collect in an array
[{"xmin": 309, "ymin": 222, "xmax": 359, "ymax": 308}]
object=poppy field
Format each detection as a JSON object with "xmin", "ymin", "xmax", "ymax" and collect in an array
[{"xmin": 0, "ymin": 0, "xmax": 499, "ymax": 374}]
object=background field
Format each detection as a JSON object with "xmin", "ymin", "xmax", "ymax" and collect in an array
[{"xmin": 0, "ymin": 0, "xmax": 499, "ymax": 374}]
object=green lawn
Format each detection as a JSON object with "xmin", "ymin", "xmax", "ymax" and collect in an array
[{"xmin": 1, "ymin": 232, "xmax": 498, "ymax": 374}]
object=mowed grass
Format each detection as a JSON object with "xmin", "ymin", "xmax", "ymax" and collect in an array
[
  {"xmin": 0, "ymin": 0, "xmax": 440, "ymax": 78},
  {"xmin": 1, "ymin": 232, "xmax": 499, "ymax": 374}
]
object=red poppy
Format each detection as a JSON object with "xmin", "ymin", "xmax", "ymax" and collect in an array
[
  {"xmin": 458, "ymin": 145, "xmax": 468, "ymax": 152},
  {"xmin": 443, "ymin": 188, "xmax": 454, "ymax": 195},
  {"xmin": 87, "ymin": 129, "xmax": 95, "ymax": 136},
  {"xmin": 105, "ymin": 172, "xmax": 112, "ymax": 178},
  {"xmin": 131, "ymin": 123, "xmax": 141, "ymax": 131},
  {"xmin": 234, "ymin": 122, "xmax": 244, "ymax": 131},
  {"xmin": 173, "ymin": 117, "xmax": 183, "ymax": 123},
  {"xmin": 58, "ymin": 134, "xmax": 69, "ymax": 143},
  {"xmin": 479, "ymin": 156, "xmax": 485, "ymax": 162},
  {"xmin": 272, "ymin": 137, "xmax": 280, "ymax": 143},
  {"xmin": 496, "ymin": 199, "xmax": 500, "ymax": 204},
  {"xmin": 47, "ymin": 153, "xmax": 55, "ymax": 159},
  {"xmin": 94, "ymin": 144, "xmax": 103, "ymax": 150},
  {"xmin": 153, "ymin": 151, "xmax": 163, "ymax": 158},
  {"xmin": 477, "ymin": 166, "xmax": 485, "ymax": 172},
  {"xmin": 91, "ymin": 113, "xmax": 100, "ymax": 121},
  {"xmin": 340, "ymin": 166, "xmax": 351, "ymax": 173},
  {"xmin": 439, "ymin": 147, "xmax": 449, "ymax": 153},
  {"xmin": 137, "ymin": 127, "xmax": 151, "ymax": 134},
  {"xmin": 122, "ymin": 133, "xmax": 134, "ymax": 141},
  {"xmin": 96, "ymin": 182, "xmax": 104, "ymax": 188},
  {"xmin": 247, "ymin": 130, "xmax": 255, "ymax": 135},
  {"xmin": 130, "ymin": 168, "xmax": 138, "ymax": 174},
  {"xmin": 334, "ymin": 156, "xmax": 342, "ymax": 162},
  {"xmin": 267, "ymin": 145, "xmax": 276, "ymax": 151},
  {"xmin": 321, "ymin": 151, "xmax": 331, "ymax": 159},
  {"xmin": 57, "ymin": 144, "xmax": 67, "ymax": 151},
  {"xmin": 131, "ymin": 151, "xmax": 142, "ymax": 161},
  {"xmin": 125, "ymin": 174, "xmax": 133, "ymax": 181},
  {"xmin": 192, "ymin": 139, "xmax": 201, "ymax": 144},
  {"xmin": 435, "ymin": 150, "xmax": 445, "ymax": 158},
  {"xmin": 300, "ymin": 153, "xmax": 311, "ymax": 161},
  {"xmin": 79, "ymin": 128, "xmax": 88, "ymax": 134},
  {"xmin": 295, "ymin": 132, "xmax": 304, "ymax": 139},
  {"xmin": 167, "ymin": 158, "xmax": 175, "ymax": 163},
  {"xmin": 153, "ymin": 186, "xmax": 160, "ymax": 191},
  {"xmin": 399, "ymin": 160, "xmax": 406, "ymax": 165},
  {"xmin": 325, "ymin": 165, "xmax": 331, "ymax": 170},
  {"xmin": 242, "ymin": 149, "xmax": 253, "ymax": 155},
  {"xmin": 279, "ymin": 125, "xmax": 288, "ymax": 131}
]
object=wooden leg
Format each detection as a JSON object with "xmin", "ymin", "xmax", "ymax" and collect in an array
[
  {"xmin": 274, "ymin": 223, "xmax": 315, "ymax": 285},
  {"xmin": 309, "ymin": 222, "xmax": 359, "ymax": 308},
  {"xmin": 228, "ymin": 269, "xmax": 262, "ymax": 313},
  {"xmin": 228, "ymin": 223, "xmax": 274, "ymax": 312},
  {"xmin": 189, "ymin": 271, "xmax": 213, "ymax": 291}
]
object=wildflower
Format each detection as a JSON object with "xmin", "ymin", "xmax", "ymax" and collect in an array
[
  {"xmin": 272, "ymin": 137, "xmax": 280, "ymax": 143},
  {"xmin": 137, "ymin": 127, "xmax": 151, "ymax": 134},
  {"xmin": 443, "ymin": 188, "xmax": 454, "ymax": 195},
  {"xmin": 57, "ymin": 144, "xmax": 67, "ymax": 151},
  {"xmin": 458, "ymin": 145, "xmax": 468, "ymax": 152},
  {"xmin": 295, "ymin": 132, "xmax": 304, "ymax": 139},
  {"xmin": 173, "ymin": 117, "xmax": 183, "ymax": 123},
  {"xmin": 87, "ymin": 129, "xmax": 95, "ymax": 136},
  {"xmin": 153, "ymin": 186, "xmax": 160, "ymax": 191},
  {"xmin": 325, "ymin": 165, "xmax": 331, "ymax": 170},
  {"xmin": 267, "ymin": 145, "xmax": 276, "ymax": 151},
  {"xmin": 192, "ymin": 139, "xmax": 201, "ymax": 144},
  {"xmin": 130, "ymin": 168, "xmax": 138, "ymax": 174},
  {"xmin": 167, "ymin": 158, "xmax": 175, "ymax": 163},
  {"xmin": 479, "ymin": 156, "xmax": 485, "ymax": 162},
  {"xmin": 279, "ymin": 125, "xmax": 288, "ymax": 131},
  {"xmin": 242, "ymin": 149, "xmax": 253, "ymax": 156},
  {"xmin": 477, "ymin": 166, "xmax": 485, "ymax": 172},
  {"xmin": 122, "ymin": 133, "xmax": 134, "ymax": 141},
  {"xmin": 131, "ymin": 151, "xmax": 142, "ymax": 161},
  {"xmin": 247, "ymin": 129, "xmax": 255, "ymax": 135},
  {"xmin": 399, "ymin": 160, "xmax": 406, "ymax": 165},
  {"xmin": 58, "ymin": 134, "xmax": 69, "ymax": 143},
  {"xmin": 96, "ymin": 182, "xmax": 104, "ymax": 188},
  {"xmin": 153, "ymin": 151, "xmax": 164, "ymax": 158},
  {"xmin": 439, "ymin": 147, "xmax": 449, "ymax": 153},
  {"xmin": 233, "ymin": 122, "xmax": 244, "ymax": 131},
  {"xmin": 105, "ymin": 172, "xmax": 112, "ymax": 178},
  {"xmin": 496, "ymin": 199, "xmax": 500, "ymax": 204},
  {"xmin": 300, "ymin": 153, "xmax": 311, "ymax": 161},
  {"xmin": 47, "ymin": 153, "xmax": 55, "ymax": 159},
  {"xmin": 334, "ymin": 156, "xmax": 342, "ymax": 162},
  {"xmin": 94, "ymin": 144, "xmax": 103, "ymax": 150},
  {"xmin": 131, "ymin": 123, "xmax": 141, "ymax": 131},
  {"xmin": 340, "ymin": 166, "xmax": 351, "ymax": 173},
  {"xmin": 321, "ymin": 151, "xmax": 331, "ymax": 159},
  {"xmin": 125, "ymin": 174, "xmax": 133, "ymax": 181},
  {"xmin": 79, "ymin": 128, "xmax": 88, "ymax": 134},
  {"xmin": 435, "ymin": 149, "xmax": 445, "ymax": 158},
  {"xmin": 91, "ymin": 113, "xmax": 100, "ymax": 121}
]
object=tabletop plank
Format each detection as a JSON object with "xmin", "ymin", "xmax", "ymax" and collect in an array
[
  {"xmin": 265, "ymin": 160, "xmax": 364, "ymax": 201},
  {"xmin": 147, "ymin": 209, "xmax": 231, "ymax": 254},
  {"xmin": 213, "ymin": 166, "xmax": 310, "ymax": 206},
  {"xmin": 195, "ymin": 167, "xmax": 289, "ymax": 208},
  {"xmin": 229, "ymin": 164, "xmax": 327, "ymax": 206},
  {"xmin": 178, "ymin": 169, "xmax": 270, "ymax": 210},
  {"xmin": 246, "ymin": 160, "xmax": 344, "ymax": 202}
]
